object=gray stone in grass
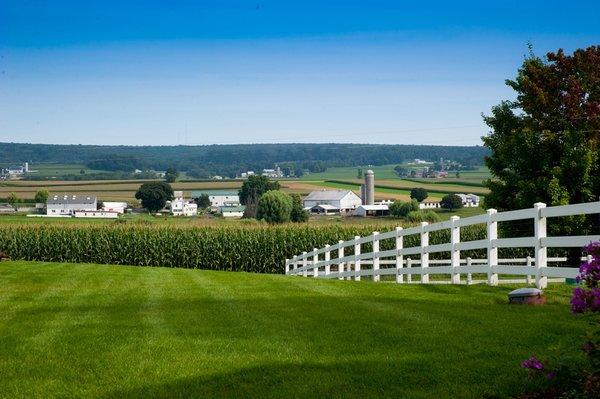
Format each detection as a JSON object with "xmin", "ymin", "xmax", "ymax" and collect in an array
[{"xmin": 508, "ymin": 288, "xmax": 545, "ymax": 305}]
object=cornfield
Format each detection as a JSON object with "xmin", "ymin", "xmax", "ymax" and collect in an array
[{"xmin": 0, "ymin": 223, "xmax": 496, "ymax": 273}]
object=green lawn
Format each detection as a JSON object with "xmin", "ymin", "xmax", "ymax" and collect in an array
[{"xmin": 0, "ymin": 261, "xmax": 585, "ymax": 398}]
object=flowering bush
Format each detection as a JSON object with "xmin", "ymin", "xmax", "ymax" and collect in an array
[{"xmin": 519, "ymin": 242, "xmax": 600, "ymax": 399}]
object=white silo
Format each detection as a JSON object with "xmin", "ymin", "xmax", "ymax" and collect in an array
[{"xmin": 364, "ymin": 169, "xmax": 375, "ymax": 205}]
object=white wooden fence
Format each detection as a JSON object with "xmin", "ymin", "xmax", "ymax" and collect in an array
[{"xmin": 285, "ymin": 202, "xmax": 600, "ymax": 289}]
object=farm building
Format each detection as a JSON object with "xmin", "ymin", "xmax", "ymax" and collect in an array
[
  {"xmin": 419, "ymin": 201, "xmax": 441, "ymax": 210},
  {"xmin": 73, "ymin": 210, "xmax": 119, "ymax": 219},
  {"xmin": 0, "ymin": 204, "xmax": 16, "ymax": 213},
  {"xmin": 46, "ymin": 195, "xmax": 97, "ymax": 216},
  {"xmin": 102, "ymin": 201, "xmax": 128, "ymax": 214},
  {"xmin": 456, "ymin": 193, "xmax": 480, "ymax": 207},
  {"xmin": 353, "ymin": 204, "xmax": 390, "ymax": 217},
  {"xmin": 170, "ymin": 191, "xmax": 198, "ymax": 216},
  {"xmin": 308, "ymin": 204, "xmax": 340, "ymax": 215},
  {"xmin": 191, "ymin": 190, "xmax": 240, "ymax": 208},
  {"xmin": 303, "ymin": 190, "xmax": 362, "ymax": 214},
  {"xmin": 219, "ymin": 205, "xmax": 245, "ymax": 218}
]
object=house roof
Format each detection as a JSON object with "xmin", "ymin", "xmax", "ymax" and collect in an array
[
  {"xmin": 191, "ymin": 190, "xmax": 239, "ymax": 197},
  {"xmin": 47, "ymin": 195, "xmax": 97, "ymax": 205},
  {"xmin": 356, "ymin": 205, "xmax": 389, "ymax": 211},
  {"xmin": 219, "ymin": 205, "xmax": 246, "ymax": 212},
  {"xmin": 304, "ymin": 190, "xmax": 357, "ymax": 201},
  {"xmin": 311, "ymin": 204, "xmax": 340, "ymax": 210}
]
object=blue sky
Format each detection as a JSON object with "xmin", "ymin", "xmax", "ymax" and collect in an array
[{"xmin": 1, "ymin": 1, "xmax": 599, "ymax": 146}]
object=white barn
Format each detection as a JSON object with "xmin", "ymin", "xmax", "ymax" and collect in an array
[
  {"xmin": 46, "ymin": 195, "xmax": 97, "ymax": 216},
  {"xmin": 191, "ymin": 190, "xmax": 240, "ymax": 208},
  {"xmin": 303, "ymin": 190, "xmax": 362, "ymax": 214}
]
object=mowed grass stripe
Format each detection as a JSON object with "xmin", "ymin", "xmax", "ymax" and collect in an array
[{"xmin": 0, "ymin": 261, "xmax": 585, "ymax": 398}]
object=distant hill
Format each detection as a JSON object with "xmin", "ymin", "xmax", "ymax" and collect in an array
[{"xmin": 0, "ymin": 142, "xmax": 489, "ymax": 178}]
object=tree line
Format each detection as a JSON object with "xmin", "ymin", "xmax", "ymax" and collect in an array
[{"xmin": 0, "ymin": 143, "xmax": 488, "ymax": 179}]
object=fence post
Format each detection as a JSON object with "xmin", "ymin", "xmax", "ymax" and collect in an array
[
  {"xmin": 466, "ymin": 257, "xmax": 472, "ymax": 285},
  {"xmin": 486, "ymin": 208, "xmax": 498, "ymax": 286},
  {"xmin": 324, "ymin": 244, "xmax": 331, "ymax": 277},
  {"xmin": 354, "ymin": 236, "xmax": 361, "ymax": 281},
  {"xmin": 450, "ymin": 216, "xmax": 461, "ymax": 284},
  {"xmin": 420, "ymin": 222, "xmax": 429, "ymax": 283},
  {"xmin": 338, "ymin": 241, "xmax": 345, "ymax": 280},
  {"xmin": 302, "ymin": 252, "xmax": 308, "ymax": 277},
  {"xmin": 373, "ymin": 232, "xmax": 380, "ymax": 282},
  {"xmin": 407, "ymin": 257, "xmax": 412, "ymax": 283},
  {"xmin": 396, "ymin": 227, "xmax": 404, "ymax": 284},
  {"xmin": 313, "ymin": 248, "xmax": 319, "ymax": 278},
  {"xmin": 534, "ymin": 202, "xmax": 547, "ymax": 289},
  {"xmin": 285, "ymin": 258, "xmax": 290, "ymax": 275},
  {"xmin": 526, "ymin": 256, "xmax": 533, "ymax": 285}
]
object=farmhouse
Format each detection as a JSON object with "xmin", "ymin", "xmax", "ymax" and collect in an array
[
  {"xmin": 170, "ymin": 191, "xmax": 198, "ymax": 216},
  {"xmin": 191, "ymin": 190, "xmax": 240, "ymax": 208},
  {"xmin": 46, "ymin": 195, "xmax": 97, "ymax": 216},
  {"xmin": 303, "ymin": 190, "xmax": 362, "ymax": 214},
  {"xmin": 456, "ymin": 193, "xmax": 480, "ymax": 207}
]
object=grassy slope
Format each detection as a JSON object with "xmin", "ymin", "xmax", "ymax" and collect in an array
[{"xmin": 0, "ymin": 261, "xmax": 585, "ymax": 398}]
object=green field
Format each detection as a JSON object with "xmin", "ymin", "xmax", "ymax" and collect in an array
[
  {"xmin": 302, "ymin": 164, "xmax": 491, "ymax": 183},
  {"xmin": 0, "ymin": 261, "xmax": 585, "ymax": 398}
]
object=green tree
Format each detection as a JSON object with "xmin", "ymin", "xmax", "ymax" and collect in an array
[
  {"xmin": 440, "ymin": 194, "xmax": 463, "ymax": 210},
  {"xmin": 256, "ymin": 191, "xmax": 293, "ymax": 223},
  {"xmin": 483, "ymin": 45, "xmax": 600, "ymax": 212},
  {"xmin": 196, "ymin": 194, "xmax": 211, "ymax": 209},
  {"xmin": 394, "ymin": 165, "xmax": 409, "ymax": 177},
  {"xmin": 165, "ymin": 167, "xmax": 179, "ymax": 183},
  {"xmin": 34, "ymin": 189, "xmax": 49, "ymax": 204},
  {"xmin": 294, "ymin": 165, "xmax": 304, "ymax": 178},
  {"xmin": 7, "ymin": 192, "xmax": 18, "ymax": 205},
  {"xmin": 389, "ymin": 199, "xmax": 419, "ymax": 218},
  {"xmin": 410, "ymin": 188, "xmax": 429, "ymax": 202},
  {"xmin": 289, "ymin": 193, "xmax": 309, "ymax": 223},
  {"xmin": 357, "ymin": 168, "xmax": 363, "ymax": 179},
  {"xmin": 239, "ymin": 175, "xmax": 280, "ymax": 217},
  {"xmin": 135, "ymin": 182, "xmax": 174, "ymax": 213},
  {"xmin": 482, "ymin": 46, "xmax": 600, "ymax": 257}
]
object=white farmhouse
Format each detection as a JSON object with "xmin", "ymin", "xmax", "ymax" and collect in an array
[
  {"xmin": 456, "ymin": 193, "xmax": 480, "ymax": 207},
  {"xmin": 191, "ymin": 190, "xmax": 240, "ymax": 208},
  {"xmin": 303, "ymin": 190, "xmax": 362, "ymax": 214},
  {"xmin": 170, "ymin": 191, "xmax": 198, "ymax": 216},
  {"xmin": 47, "ymin": 195, "xmax": 97, "ymax": 216}
]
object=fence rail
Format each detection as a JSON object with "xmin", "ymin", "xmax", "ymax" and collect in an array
[{"xmin": 285, "ymin": 202, "xmax": 600, "ymax": 289}]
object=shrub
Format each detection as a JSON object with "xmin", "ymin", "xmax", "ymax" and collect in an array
[
  {"xmin": 405, "ymin": 210, "xmax": 441, "ymax": 223},
  {"xmin": 289, "ymin": 194, "xmax": 309, "ymax": 223},
  {"xmin": 256, "ymin": 191, "xmax": 293, "ymax": 223},
  {"xmin": 389, "ymin": 200, "xmax": 419, "ymax": 218}
]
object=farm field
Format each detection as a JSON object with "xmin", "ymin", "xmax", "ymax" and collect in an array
[
  {"xmin": 0, "ymin": 261, "xmax": 585, "ymax": 398},
  {"xmin": 302, "ymin": 164, "xmax": 491, "ymax": 184}
]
